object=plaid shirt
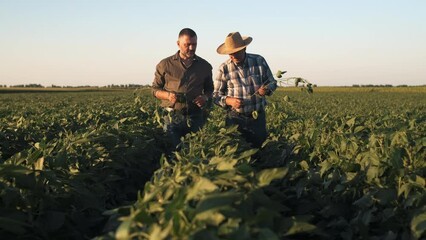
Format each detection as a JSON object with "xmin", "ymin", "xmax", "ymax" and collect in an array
[{"xmin": 213, "ymin": 53, "xmax": 277, "ymax": 114}]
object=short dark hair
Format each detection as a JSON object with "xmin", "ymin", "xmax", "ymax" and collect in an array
[{"xmin": 179, "ymin": 28, "xmax": 197, "ymax": 38}]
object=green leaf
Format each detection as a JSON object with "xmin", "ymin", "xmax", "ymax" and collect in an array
[
  {"xmin": 398, "ymin": 182, "xmax": 411, "ymax": 198},
  {"xmin": 391, "ymin": 131, "xmax": 408, "ymax": 147},
  {"xmin": 195, "ymin": 192, "xmax": 240, "ymax": 214},
  {"xmin": 148, "ymin": 224, "xmax": 162, "ymax": 240},
  {"xmin": 328, "ymin": 151, "xmax": 339, "ymax": 162},
  {"xmin": 210, "ymin": 156, "xmax": 224, "ymax": 164},
  {"xmin": 256, "ymin": 167, "xmax": 288, "ymax": 187},
  {"xmin": 340, "ymin": 140, "xmax": 347, "ymax": 152},
  {"xmin": 173, "ymin": 167, "xmax": 187, "ymax": 183},
  {"xmin": 411, "ymin": 211, "xmax": 426, "ymax": 239},
  {"xmin": 34, "ymin": 157, "xmax": 44, "ymax": 171},
  {"xmin": 366, "ymin": 165, "xmax": 379, "ymax": 182},
  {"xmin": 415, "ymin": 175, "xmax": 425, "ymax": 187},
  {"xmin": 283, "ymin": 217, "xmax": 317, "ymax": 236},
  {"xmin": 319, "ymin": 160, "xmax": 332, "ymax": 177},
  {"xmin": 290, "ymin": 133, "xmax": 301, "ymax": 141},
  {"xmin": 148, "ymin": 202, "xmax": 164, "ymax": 213},
  {"xmin": 186, "ymin": 177, "xmax": 218, "ymax": 201},
  {"xmin": 354, "ymin": 126, "xmax": 365, "ymax": 133},
  {"xmin": 252, "ymin": 111, "xmax": 258, "ymax": 119},
  {"xmin": 284, "ymin": 95, "xmax": 290, "ymax": 102},
  {"xmin": 299, "ymin": 160, "xmax": 309, "ymax": 171},
  {"xmin": 236, "ymin": 148, "xmax": 258, "ymax": 161},
  {"xmin": 236, "ymin": 163, "xmax": 253, "ymax": 175},
  {"xmin": 26, "ymin": 149, "xmax": 43, "ymax": 165},
  {"xmin": 218, "ymin": 161, "xmax": 238, "ymax": 171},
  {"xmin": 217, "ymin": 218, "xmax": 243, "ymax": 236},
  {"xmin": 346, "ymin": 117, "xmax": 356, "ymax": 128},
  {"xmin": 0, "ymin": 164, "xmax": 33, "ymax": 177},
  {"xmin": 115, "ymin": 219, "xmax": 131, "ymax": 240},
  {"xmin": 134, "ymin": 210, "xmax": 155, "ymax": 225},
  {"xmin": 194, "ymin": 211, "xmax": 225, "ymax": 226}
]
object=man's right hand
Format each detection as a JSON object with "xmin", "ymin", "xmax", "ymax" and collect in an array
[
  {"xmin": 225, "ymin": 97, "xmax": 244, "ymax": 109},
  {"xmin": 168, "ymin": 92, "xmax": 177, "ymax": 104},
  {"xmin": 155, "ymin": 90, "xmax": 177, "ymax": 104}
]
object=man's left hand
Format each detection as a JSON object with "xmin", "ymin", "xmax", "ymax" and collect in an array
[
  {"xmin": 257, "ymin": 86, "xmax": 268, "ymax": 96},
  {"xmin": 193, "ymin": 95, "xmax": 207, "ymax": 108}
]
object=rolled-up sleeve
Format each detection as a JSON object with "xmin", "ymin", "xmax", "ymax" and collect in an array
[
  {"xmin": 262, "ymin": 59, "xmax": 277, "ymax": 95},
  {"xmin": 213, "ymin": 68, "xmax": 228, "ymax": 108},
  {"xmin": 152, "ymin": 61, "xmax": 165, "ymax": 96}
]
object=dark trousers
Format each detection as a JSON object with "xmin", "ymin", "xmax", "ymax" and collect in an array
[
  {"xmin": 225, "ymin": 110, "xmax": 267, "ymax": 148},
  {"xmin": 163, "ymin": 112, "xmax": 205, "ymax": 153}
]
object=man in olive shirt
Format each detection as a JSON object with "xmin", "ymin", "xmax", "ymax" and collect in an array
[{"xmin": 152, "ymin": 28, "xmax": 213, "ymax": 153}]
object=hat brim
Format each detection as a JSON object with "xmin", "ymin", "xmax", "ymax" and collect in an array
[{"xmin": 216, "ymin": 37, "xmax": 252, "ymax": 55}]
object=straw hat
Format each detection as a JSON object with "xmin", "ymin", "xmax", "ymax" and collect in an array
[{"xmin": 217, "ymin": 32, "xmax": 252, "ymax": 55}]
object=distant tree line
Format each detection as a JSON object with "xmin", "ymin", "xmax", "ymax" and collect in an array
[
  {"xmin": 352, "ymin": 84, "xmax": 413, "ymax": 88},
  {"xmin": 3, "ymin": 84, "xmax": 151, "ymax": 88},
  {"xmin": 103, "ymin": 84, "xmax": 150, "ymax": 88},
  {"xmin": 8, "ymin": 84, "xmax": 44, "ymax": 88}
]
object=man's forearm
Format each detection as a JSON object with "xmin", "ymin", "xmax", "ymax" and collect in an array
[{"xmin": 154, "ymin": 90, "xmax": 171, "ymax": 101}]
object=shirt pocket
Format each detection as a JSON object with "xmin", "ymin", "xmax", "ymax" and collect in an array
[
  {"xmin": 165, "ymin": 74, "xmax": 181, "ymax": 91},
  {"xmin": 248, "ymin": 74, "xmax": 262, "ymax": 88}
]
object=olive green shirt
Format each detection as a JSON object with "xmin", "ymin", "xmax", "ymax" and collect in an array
[{"xmin": 152, "ymin": 51, "xmax": 213, "ymax": 111}]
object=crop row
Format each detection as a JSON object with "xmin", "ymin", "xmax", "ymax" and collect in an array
[{"xmin": 0, "ymin": 89, "xmax": 425, "ymax": 239}]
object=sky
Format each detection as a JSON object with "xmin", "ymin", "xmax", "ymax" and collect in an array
[{"xmin": 0, "ymin": 0, "xmax": 425, "ymax": 87}]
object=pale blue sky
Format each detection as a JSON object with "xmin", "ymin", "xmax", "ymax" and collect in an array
[{"xmin": 1, "ymin": 0, "xmax": 425, "ymax": 86}]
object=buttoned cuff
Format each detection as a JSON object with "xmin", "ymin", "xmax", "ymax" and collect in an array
[{"xmin": 220, "ymin": 96, "xmax": 227, "ymax": 107}]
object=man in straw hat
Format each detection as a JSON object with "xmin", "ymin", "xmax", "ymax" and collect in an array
[
  {"xmin": 152, "ymin": 28, "xmax": 213, "ymax": 155},
  {"xmin": 213, "ymin": 32, "xmax": 277, "ymax": 148}
]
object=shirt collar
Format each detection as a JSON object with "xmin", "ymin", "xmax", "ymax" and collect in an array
[{"xmin": 173, "ymin": 51, "xmax": 198, "ymax": 61}]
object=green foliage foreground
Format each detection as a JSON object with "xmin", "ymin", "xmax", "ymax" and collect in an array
[{"xmin": 0, "ymin": 89, "xmax": 425, "ymax": 239}]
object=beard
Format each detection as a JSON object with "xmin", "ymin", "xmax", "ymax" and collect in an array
[{"xmin": 182, "ymin": 50, "xmax": 195, "ymax": 58}]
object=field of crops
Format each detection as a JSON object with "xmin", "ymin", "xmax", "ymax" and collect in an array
[{"xmin": 1, "ymin": 87, "xmax": 425, "ymax": 240}]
